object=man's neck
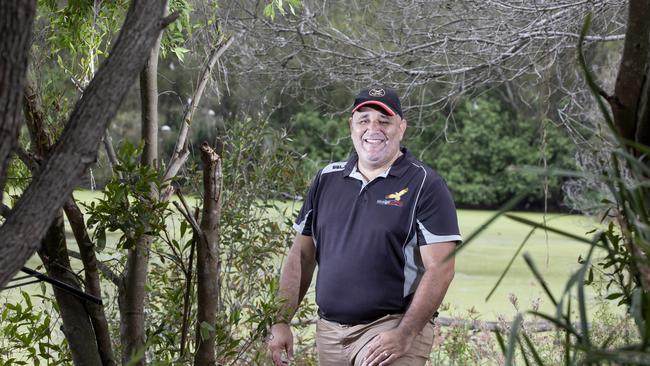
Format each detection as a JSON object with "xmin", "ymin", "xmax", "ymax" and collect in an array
[{"xmin": 357, "ymin": 151, "xmax": 403, "ymax": 182}]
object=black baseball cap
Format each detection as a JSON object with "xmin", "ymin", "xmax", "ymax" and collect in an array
[{"xmin": 351, "ymin": 87, "xmax": 403, "ymax": 118}]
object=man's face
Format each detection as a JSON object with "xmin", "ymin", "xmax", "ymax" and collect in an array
[{"xmin": 349, "ymin": 106, "xmax": 407, "ymax": 169}]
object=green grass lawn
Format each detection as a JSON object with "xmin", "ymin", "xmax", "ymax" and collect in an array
[
  {"xmin": 6, "ymin": 190, "xmax": 604, "ymax": 322},
  {"xmin": 447, "ymin": 210, "xmax": 601, "ymax": 320}
]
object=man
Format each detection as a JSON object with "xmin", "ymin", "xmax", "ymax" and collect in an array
[{"xmin": 268, "ymin": 87, "xmax": 462, "ymax": 366}]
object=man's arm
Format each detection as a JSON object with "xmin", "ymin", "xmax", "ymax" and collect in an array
[
  {"xmin": 268, "ymin": 234, "xmax": 317, "ymax": 366},
  {"xmin": 362, "ymin": 241, "xmax": 455, "ymax": 366}
]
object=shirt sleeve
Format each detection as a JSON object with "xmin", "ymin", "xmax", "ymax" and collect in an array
[
  {"xmin": 293, "ymin": 170, "xmax": 321, "ymax": 236},
  {"xmin": 415, "ymin": 175, "xmax": 463, "ymax": 246}
]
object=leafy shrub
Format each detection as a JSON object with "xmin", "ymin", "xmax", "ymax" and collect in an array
[{"xmin": 432, "ymin": 96, "xmax": 575, "ymax": 209}]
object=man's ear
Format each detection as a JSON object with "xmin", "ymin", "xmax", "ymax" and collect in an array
[{"xmin": 348, "ymin": 117, "xmax": 353, "ymax": 129}]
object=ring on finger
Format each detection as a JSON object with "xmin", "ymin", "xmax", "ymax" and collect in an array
[{"xmin": 383, "ymin": 351, "xmax": 389, "ymax": 358}]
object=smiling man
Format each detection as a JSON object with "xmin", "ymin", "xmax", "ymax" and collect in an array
[{"xmin": 268, "ymin": 87, "xmax": 462, "ymax": 366}]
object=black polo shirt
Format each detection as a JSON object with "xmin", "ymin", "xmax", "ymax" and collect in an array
[{"xmin": 293, "ymin": 148, "xmax": 462, "ymax": 325}]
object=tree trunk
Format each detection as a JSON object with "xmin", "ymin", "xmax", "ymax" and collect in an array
[
  {"xmin": 610, "ymin": 0, "xmax": 650, "ymax": 292},
  {"xmin": 194, "ymin": 143, "xmax": 223, "ymax": 366},
  {"xmin": 0, "ymin": 0, "xmax": 166, "ymax": 290},
  {"xmin": 119, "ymin": 236, "xmax": 153, "ymax": 364},
  {"xmin": 139, "ymin": 1, "xmax": 167, "ymax": 169},
  {"xmin": 611, "ymin": 0, "xmax": 650, "ymax": 147},
  {"xmin": 37, "ymin": 212, "xmax": 103, "ymax": 366},
  {"xmin": 23, "ymin": 61, "xmax": 116, "ymax": 365},
  {"xmin": 119, "ymin": 3, "xmax": 168, "ymax": 363},
  {"xmin": 0, "ymin": 0, "xmax": 36, "ymax": 202},
  {"xmin": 64, "ymin": 198, "xmax": 117, "ymax": 366},
  {"xmin": 23, "ymin": 65, "xmax": 51, "ymax": 158}
]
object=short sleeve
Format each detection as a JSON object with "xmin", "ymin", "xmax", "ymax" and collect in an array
[
  {"xmin": 415, "ymin": 176, "xmax": 463, "ymax": 245},
  {"xmin": 293, "ymin": 171, "xmax": 321, "ymax": 236}
]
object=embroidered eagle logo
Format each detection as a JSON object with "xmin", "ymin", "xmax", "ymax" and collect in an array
[{"xmin": 385, "ymin": 188, "xmax": 409, "ymax": 201}]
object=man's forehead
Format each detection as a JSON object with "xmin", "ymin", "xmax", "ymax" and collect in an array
[{"xmin": 353, "ymin": 106, "xmax": 391, "ymax": 118}]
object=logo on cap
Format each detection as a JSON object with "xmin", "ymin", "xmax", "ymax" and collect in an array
[{"xmin": 369, "ymin": 88, "xmax": 385, "ymax": 97}]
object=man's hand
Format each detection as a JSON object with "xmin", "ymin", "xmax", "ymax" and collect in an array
[
  {"xmin": 361, "ymin": 327, "xmax": 414, "ymax": 366},
  {"xmin": 268, "ymin": 323, "xmax": 294, "ymax": 365}
]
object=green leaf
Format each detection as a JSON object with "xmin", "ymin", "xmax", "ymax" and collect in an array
[
  {"xmin": 605, "ymin": 292, "xmax": 623, "ymax": 300},
  {"xmin": 486, "ymin": 225, "xmax": 536, "ymax": 301},
  {"xmin": 447, "ymin": 192, "xmax": 528, "ymax": 261},
  {"xmin": 199, "ymin": 321, "xmax": 215, "ymax": 341},
  {"xmin": 180, "ymin": 219, "xmax": 188, "ymax": 237},
  {"xmin": 518, "ymin": 337, "xmax": 532, "ymax": 366},
  {"xmin": 575, "ymin": 250, "xmax": 592, "ymax": 346},
  {"xmin": 505, "ymin": 314, "xmax": 523, "ymax": 366},
  {"xmin": 263, "ymin": 3, "xmax": 275, "ymax": 20},
  {"xmin": 523, "ymin": 253, "xmax": 558, "ymax": 307},
  {"xmin": 505, "ymin": 214, "xmax": 594, "ymax": 245},
  {"xmin": 495, "ymin": 329, "xmax": 506, "ymax": 355},
  {"xmin": 521, "ymin": 332, "xmax": 546, "ymax": 366},
  {"xmin": 95, "ymin": 227, "xmax": 106, "ymax": 252}
]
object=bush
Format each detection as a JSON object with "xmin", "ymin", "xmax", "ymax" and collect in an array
[
  {"xmin": 287, "ymin": 110, "xmax": 352, "ymax": 174},
  {"xmin": 430, "ymin": 96, "xmax": 575, "ymax": 209}
]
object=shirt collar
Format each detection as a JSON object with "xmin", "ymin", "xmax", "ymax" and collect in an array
[{"xmin": 343, "ymin": 147, "xmax": 412, "ymax": 178}]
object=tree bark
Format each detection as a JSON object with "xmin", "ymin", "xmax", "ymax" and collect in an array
[
  {"xmin": 194, "ymin": 142, "xmax": 223, "ymax": 366},
  {"xmin": 139, "ymin": 1, "xmax": 167, "ymax": 169},
  {"xmin": 23, "ymin": 65, "xmax": 51, "ymax": 158},
  {"xmin": 118, "ymin": 3, "xmax": 168, "ymax": 364},
  {"xmin": 22, "ymin": 62, "xmax": 116, "ymax": 366},
  {"xmin": 610, "ymin": 0, "xmax": 650, "ymax": 292},
  {"xmin": 37, "ymin": 212, "xmax": 103, "ymax": 366},
  {"xmin": 611, "ymin": 0, "xmax": 650, "ymax": 146},
  {"xmin": 0, "ymin": 0, "xmax": 36, "ymax": 203},
  {"xmin": 119, "ymin": 235, "xmax": 152, "ymax": 365},
  {"xmin": 64, "ymin": 198, "xmax": 117, "ymax": 366},
  {"xmin": 0, "ymin": 0, "xmax": 166, "ymax": 289}
]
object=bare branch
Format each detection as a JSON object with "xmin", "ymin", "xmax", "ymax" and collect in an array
[{"xmin": 161, "ymin": 35, "xmax": 234, "ymax": 200}]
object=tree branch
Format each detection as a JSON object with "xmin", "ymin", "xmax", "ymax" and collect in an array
[
  {"xmin": 63, "ymin": 197, "xmax": 117, "ymax": 365},
  {"xmin": 0, "ymin": 203, "xmax": 11, "ymax": 218},
  {"xmin": 0, "ymin": 0, "xmax": 36, "ymax": 203},
  {"xmin": 68, "ymin": 250, "xmax": 121, "ymax": 287},
  {"xmin": 161, "ymin": 36, "xmax": 234, "ymax": 200},
  {"xmin": 161, "ymin": 12, "xmax": 180, "ymax": 29}
]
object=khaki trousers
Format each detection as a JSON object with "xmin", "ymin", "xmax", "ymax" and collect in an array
[{"xmin": 315, "ymin": 314, "xmax": 435, "ymax": 366}]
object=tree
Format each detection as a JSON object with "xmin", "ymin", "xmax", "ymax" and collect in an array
[
  {"xmin": 0, "ymin": 0, "xmax": 234, "ymax": 364},
  {"xmin": 0, "ymin": 0, "xmax": 167, "ymax": 303},
  {"xmin": 589, "ymin": 0, "xmax": 650, "ymax": 291},
  {"xmin": 221, "ymin": 0, "xmax": 625, "ymax": 110}
]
